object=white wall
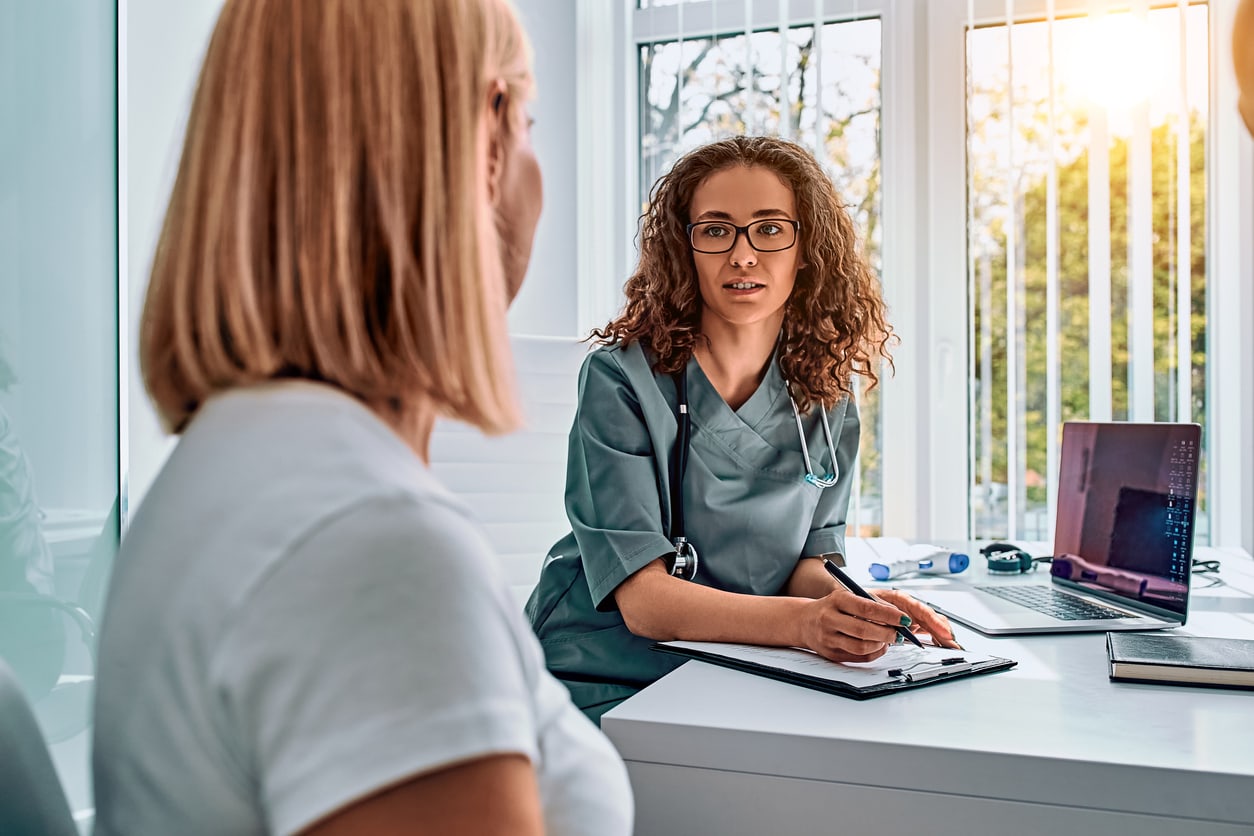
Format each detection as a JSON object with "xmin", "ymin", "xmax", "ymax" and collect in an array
[
  {"xmin": 508, "ymin": 0, "xmax": 580, "ymax": 338},
  {"xmin": 123, "ymin": 0, "xmax": 582, "ymax": 508},
  {"xmin": 122, "ymin": 0, "xmax": 222, "ymax": 511}
]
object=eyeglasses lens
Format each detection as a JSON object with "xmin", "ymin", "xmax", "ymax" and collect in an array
[{"xmin": 689, "ymin": 220, "xmax": 797, "ymax": 254}]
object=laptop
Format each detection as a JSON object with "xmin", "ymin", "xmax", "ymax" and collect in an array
[{"xmin": 916, "ymin": 422, "xmax": 1201, "ymax": 635}]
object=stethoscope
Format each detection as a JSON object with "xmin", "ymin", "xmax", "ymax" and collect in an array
[{"xmin": 667, "ymin": 364, "xmax": 840, "ymax": 580}]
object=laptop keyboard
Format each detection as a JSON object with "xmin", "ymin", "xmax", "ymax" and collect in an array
[{"xmin": 975, "ymin": 585, "xmax": 1132, "ymax": 620}]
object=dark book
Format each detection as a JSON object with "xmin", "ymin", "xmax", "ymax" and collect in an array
[{"xmin": 1107, "ymin": 633, "xmax": 1254, "ymax": 690}]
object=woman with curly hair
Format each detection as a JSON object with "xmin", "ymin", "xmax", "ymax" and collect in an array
[{"xmin": 527, "ymin": 136, "xmax": 957, "ymax": 723}]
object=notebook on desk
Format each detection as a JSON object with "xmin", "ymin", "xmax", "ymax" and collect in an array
[{"xmin": 915, "ymin": 422, "xmax": 1200, "ymax": 635}]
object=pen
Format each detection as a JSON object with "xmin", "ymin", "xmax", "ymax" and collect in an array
[
  {"xmin": 822, "ymin": 559, "xmax": 925, "ymax": 649},
  {"xmin": 898, "ymin": 660, "xmax": 973, "ymax": 683}
]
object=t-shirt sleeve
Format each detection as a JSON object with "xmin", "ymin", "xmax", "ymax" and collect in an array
[
  {"xmin": 209, "ymin": 494, "xmax": 541, "ymax": 836},
  {"xmin": 802, "ymin": 395, "xmax": 860, "ymax": 560},
  {"xmin": 565, "ymin": 351, "xmax": 676, "ymax": 610}
]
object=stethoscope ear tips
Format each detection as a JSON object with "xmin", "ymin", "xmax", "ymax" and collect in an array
[{"xmin": 981, "ymin": 542, "xmax": 1037, "ymax": 574}]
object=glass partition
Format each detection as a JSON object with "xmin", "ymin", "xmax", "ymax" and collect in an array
[{"xmin": 0, "ymin": 0, "xmax": 119, "ymax": 824}]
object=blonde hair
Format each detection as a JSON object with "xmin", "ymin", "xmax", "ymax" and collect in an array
[{"xmin": 141, "ymin": 0, "xmax": 534, "ymax": 437}]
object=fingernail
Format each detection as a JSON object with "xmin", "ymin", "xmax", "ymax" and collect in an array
[
  {"xmin": 894, "ymin": 633, "xmax": 905, "ymax": 645},
  {"xmin": 900, "ymin": 615, "xmax": 912, "ymax": 627}
]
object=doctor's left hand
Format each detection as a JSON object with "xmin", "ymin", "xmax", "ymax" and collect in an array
[{"xmin": 871, "ymin": 589, "xmax": 961, "ymax": 649}]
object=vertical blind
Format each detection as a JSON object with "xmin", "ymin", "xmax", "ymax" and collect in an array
[
  {"xmin": 966, "ymin": 0, "xmax": 1209, "ymax": 542},
  {"xmin": 634, "ymin": 0, "xmax": 1211, "ymax": 542}
]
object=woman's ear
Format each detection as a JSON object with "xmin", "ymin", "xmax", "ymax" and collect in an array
[{"xmin": 485, "ymin": 78, "xmax": 509, "ymax": 204}]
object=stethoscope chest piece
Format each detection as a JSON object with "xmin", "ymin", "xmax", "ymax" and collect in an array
[
  {"xmin": 667, "ymin": 362, "xmax": 839, "ymax": 581},
  {"xmin": 670, "ymin": 536, "xmax": 699, "ymax": 580}
]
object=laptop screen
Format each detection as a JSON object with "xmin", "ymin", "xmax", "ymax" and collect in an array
[{"xmin": 1050, "ymin": 422, "xmax": 1200, "ymax": 618}]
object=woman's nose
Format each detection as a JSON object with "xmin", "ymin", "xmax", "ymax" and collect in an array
[{"xmin": 729, "ymin": 232, "xmax": 758, "ymax": 267}]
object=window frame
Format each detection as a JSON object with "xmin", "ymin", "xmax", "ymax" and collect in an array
[
  {"xmin": 582, "ymin": 0, "xmax": 1253, "ymax": 549},
  {"xmin": 925, "ymin": 0, "xmax": 1252, "ymax": 548}
]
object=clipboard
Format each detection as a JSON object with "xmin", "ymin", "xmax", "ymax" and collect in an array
[{"xmin": 652, "ymin": 640, "xmax": 1017, "ymax": 700}]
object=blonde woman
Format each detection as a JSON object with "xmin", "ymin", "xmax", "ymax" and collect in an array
[{"xmin": 91, "ymin": 2, "xmax": 631, "ymax": 834}]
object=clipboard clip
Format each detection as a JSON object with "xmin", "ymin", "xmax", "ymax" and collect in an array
[{"xmin": 888, "ymin": 658, "xmax": 973, "ymax": 683}]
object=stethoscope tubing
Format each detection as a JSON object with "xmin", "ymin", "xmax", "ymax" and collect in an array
[
  {"xmin": 668, "ymin": 364, "xmax": 839, "ymax": 578},
  {"xmin": 672, "ymin": 369, "xmax": 692, "ymax": 540}
]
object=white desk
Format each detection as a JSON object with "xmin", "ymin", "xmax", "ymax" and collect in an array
[{"xmin": 602, "ymin": 544, "xmax": 1254, "ymax": 836}]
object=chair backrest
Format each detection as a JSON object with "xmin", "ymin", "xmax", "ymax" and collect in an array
[
  {"xmin": 0, "ymin": 658, "xmax": 79, "ymax": 836},
  {"xmin": 428, "ymin": 335, "xmax": 590, "ymax": 607},
  {"xmin": 77, "ymin": 495, "xmax": 121, "ymax": 625}
]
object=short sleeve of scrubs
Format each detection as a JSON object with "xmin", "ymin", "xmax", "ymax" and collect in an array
[
  {"xmin": 801, "ymin": 395, "xmax": 860, "ymax": 560},
  {"xmin": 564, "ymin": 350, "xmax": 677, "ymax": 610}
]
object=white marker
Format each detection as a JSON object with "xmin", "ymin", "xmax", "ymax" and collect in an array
[{"xmin": 869, "ymin": 544, "xmax": 970, "ymax": 581}]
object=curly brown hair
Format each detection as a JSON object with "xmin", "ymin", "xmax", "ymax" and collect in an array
[{"xmin": 592, "ymin": 135, "xmax": 895, "ymax": 412}]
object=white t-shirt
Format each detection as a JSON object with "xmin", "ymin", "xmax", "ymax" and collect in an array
[{"xmin": 92, "ymin": 382, "xmax": 633, "ymax": 836}]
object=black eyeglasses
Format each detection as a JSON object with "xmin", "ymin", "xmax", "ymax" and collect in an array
[{"xmin": 686, "ymin": 219, "xmax": 801, "ymax": 254}]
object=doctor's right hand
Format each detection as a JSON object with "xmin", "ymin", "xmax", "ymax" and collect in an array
[{"xmin": 800, "ymin": 589, "xmax": 906, "ymax": 663}]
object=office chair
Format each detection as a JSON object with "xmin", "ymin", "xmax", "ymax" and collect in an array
[
  {"xmin": 0, "ymin": 657, "xmax": 79, "ymax": 836},
  {"xmin": 0, "ymin": 497, "xmax": 119, "ymax": 657},
  {"xmin": 0, "ymin": 497, "xmax": 119, "ymax": 743}
]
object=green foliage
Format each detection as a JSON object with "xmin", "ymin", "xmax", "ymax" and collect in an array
[{"xmin": 974, "ymin": 114, "xmax": 1208, "ymax": 511}]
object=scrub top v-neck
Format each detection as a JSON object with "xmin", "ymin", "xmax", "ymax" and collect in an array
[{"xmin": 525, "ymin": 341, "xmax": 859, "ymax": 722}]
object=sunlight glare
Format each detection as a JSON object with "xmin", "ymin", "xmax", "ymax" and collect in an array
[{"xmin": 1063, "ymin": 14, "xmax": 1166, "ymax": 111}]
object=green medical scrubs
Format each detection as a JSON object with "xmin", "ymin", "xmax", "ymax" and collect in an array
[{"xmin": 525, "ymin": 341, "xmax": 859, "ymax": 723}]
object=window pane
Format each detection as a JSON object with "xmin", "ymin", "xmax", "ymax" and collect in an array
[
  {"xmin": 639, "ymin": 27, "xmax": 799, "ymax": 213},
  {"xmin": 0, "ymin": 0, "xmax": 119, "ymax": 821},
  {"xmin": 966, "ymin": 6, "xmax": 1209, "ymax": 541},
  {"xmin": 809, "ymin": 19, "xmax": 883, "ymax": 535},
  {"xmin": 637, "ymin": 16, "xmax": 884, "ymax": 533}
]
